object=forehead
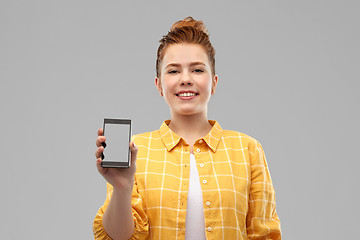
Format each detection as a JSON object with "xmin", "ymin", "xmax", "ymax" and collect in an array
[{"xmin": 162, "ymin": 43, "xmax": 209, "ymax": 67}]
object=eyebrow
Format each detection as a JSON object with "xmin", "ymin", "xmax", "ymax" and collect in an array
[{"xmin": 165, "ymin": 61, "xmax": 206, "ymax": 69}]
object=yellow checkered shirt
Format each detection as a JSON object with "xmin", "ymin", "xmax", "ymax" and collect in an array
[{"xmin": 93, "ymin": 120, "xmax": 281, "ymax": 239}]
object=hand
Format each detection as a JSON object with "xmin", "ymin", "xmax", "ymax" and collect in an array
[{"xmin": 95, "ymin": 128, "xmax": 138, "ymax": 190}]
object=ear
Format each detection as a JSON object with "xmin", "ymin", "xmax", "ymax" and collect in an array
[
  {"xmin": 211, "ymin": 74, "xmax": 218, "ymax": 95},
  {"xmin": 155, "ymin": 77, "xmax": 163, "ymax": 96}
]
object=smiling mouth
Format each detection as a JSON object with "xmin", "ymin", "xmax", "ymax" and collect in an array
[{"xmin": 176, "ymin": 92, "xmax": 198, "ymax": 97}]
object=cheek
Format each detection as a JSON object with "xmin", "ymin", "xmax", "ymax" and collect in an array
[
  {"xmin": 161, "ymin": 79, "xmax": 175, "ymax": 95},
  {"xmin": 200, "ymin": 78, "xmax": 213, "ymax": 93}
]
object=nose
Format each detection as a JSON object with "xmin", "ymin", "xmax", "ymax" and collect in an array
[
  {"xmin": 181, "ymin": 81, "xmax": 192, "ymax": 86},
  {"xmin": 180, "ymin": 70, "xmax": 193, "ymax": 86}
]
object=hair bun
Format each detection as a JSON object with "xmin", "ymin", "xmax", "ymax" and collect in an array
[
  {"xmin": 156, "ymin": 16, "xmax": 215, "ymax": 77},
  {"xmin": 170, "ymin": 16, "xmax": 208, "ymax": 34}
]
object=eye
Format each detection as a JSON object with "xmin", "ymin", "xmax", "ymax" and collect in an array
[
  {"xmin": 193, "ymin": 68, "xmax": 204, "ymax": 73},
  {"xmin": 168, "ymin": 70, "xmax": 179, "ymax": 74}
]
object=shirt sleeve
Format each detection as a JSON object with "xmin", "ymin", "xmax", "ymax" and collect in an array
[
  {"xmin": 246, "ymin": 139, "xmax": 282, "ymax": 239},
  {"xmin": 93, "ymin": 179, "xmax": 149, "ymax": 240}
]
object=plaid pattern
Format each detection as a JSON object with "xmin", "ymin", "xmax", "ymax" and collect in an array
[{"xmin": 93, "ymin": 120, "xmax": 281, "ymax": 239}]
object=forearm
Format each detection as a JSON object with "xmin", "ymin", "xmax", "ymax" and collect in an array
[
  {"xmin": 247, "ymin": 140, "xmax": 281, "ymax": 238},
  {"xmin": 103, "ymin": 186, "xmax": 134, "ymax": 240}
]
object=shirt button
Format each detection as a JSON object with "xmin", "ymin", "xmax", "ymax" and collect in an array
[
  {"xmin": 196, "ymin": 148, "xmax": 201, "ymax": 153},
  {"xmin": 206, "ymin": 201, "xmax": 211, "ymax": 206},
  {"xmin": 207, "ymin": 227, "xmax": 212, "ymax": 232},
  {"xmin": 202, "ymin": 179, "xmax": 207, "ymax": 184},
  {"xmin": 200, "ymin": 163, "xmax": 204, "ymax": 167},
  {"xmin": 199, "ymin": 139, "xmax": 203, "ymax": 144}
]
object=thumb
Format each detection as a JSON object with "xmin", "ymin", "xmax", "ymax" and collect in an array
[{"xmin": 130, "ymin": 141, "xmax": 138, "ymax": 166}]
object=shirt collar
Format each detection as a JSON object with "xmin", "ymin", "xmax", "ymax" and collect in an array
[{"xmin": 159, "ymin": 120, "xmax": 223, "ymax": 152}]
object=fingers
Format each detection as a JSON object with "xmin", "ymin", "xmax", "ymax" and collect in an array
[
  {"xmin": 97, "ymin": 128, "xmax": 103, "ymax": 136},
  {"xmin": 96, "ymin": 128, "xmax": 106, "ymax": 175},
  {"xmin": 95, "ymin": 145, "xmax": 104, "ymax": 159},
  {"xmin": 95, "ymin": 128, "xmax": 106, "ymax": 160},
  {"xmin": 96, "ymin": 128, "xmax": 106, "ymax": 147},
  {"xmin": 96, "ymin": 136, "xmax": 106, "ymax": 147},
  {"xmin": 96, "ymin": 158, "xmax": 107, "ymax": 175}
]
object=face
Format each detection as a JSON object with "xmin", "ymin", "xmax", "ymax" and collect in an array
[{"xmin": 155, "ymin": 43, "xmax": 218, "ymax": 117}]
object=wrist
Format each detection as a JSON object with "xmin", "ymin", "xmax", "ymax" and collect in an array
[
  {"xmin": 111, "ymin": 178, "xmax": 134, "ymax": 193},
  {"xmin": 111, "ymin": 185, "xmax": 133, "ymax": 205}
]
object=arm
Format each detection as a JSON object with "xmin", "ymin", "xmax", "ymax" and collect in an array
[
  {"xmin": 93, "ymin": 181, "xmax": 149, "ymax": 240},
  {"xmin": 93, "ymin": 130, "xmax": 148, "ymax": 240},
  {"xmin": 103, "ymin": 184, "xmax": 134, "ymax": 239},
  {"xmin": 93, "ymin": 151, "xmax": 135, "ymax": 240},
  {"xmin": 246, "ymin": 139, "xmax": 281, "ymax": 239},
  {"xmin": 93, "ymin": 182, "xmax": 133, "ymax": 240}
]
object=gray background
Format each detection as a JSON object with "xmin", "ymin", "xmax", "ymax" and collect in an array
[{"xmin": 1, "ymin": 0, "xmax": 359, "ymax": 239}]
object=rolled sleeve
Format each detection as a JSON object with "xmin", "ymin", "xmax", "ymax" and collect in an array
[
  {"xmin": 129, "ymin": 176, "xmax": 149, "ymax": 240},
  {"xmin": 93, "ymin": 183, "xmax": 114, "ymax": 240},
  {"xmin": 246, "ymin": 139, "xmax": 281, "ymax": 239},
  {"xmin": 93, "ymin": 180, "xmax": 149, "ymax": 240}
]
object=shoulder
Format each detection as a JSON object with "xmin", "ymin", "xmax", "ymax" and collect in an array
[
  {"xmin": 131, "ymin": 129, "xmax": 165, "ymax": 162},
  {"xmin": 220, "ymin": 129, "xmax": 266, "ymax": 164},
  {"xmin": 131, "ymin": 129, "xmax": 163, "ymax": 147},
  {"xmin": 221, "ymin": 129, "xmax": 262, "ymax": 149}
]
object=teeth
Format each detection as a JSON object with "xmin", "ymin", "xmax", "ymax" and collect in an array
[{"xmin": 178, "ymin": 92, "xmax": 196, "ymax": 97}]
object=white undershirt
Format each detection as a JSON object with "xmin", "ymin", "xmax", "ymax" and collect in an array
[{"xmin": 185, "ymin": 153, "xmax": 206, "ymax": 240}]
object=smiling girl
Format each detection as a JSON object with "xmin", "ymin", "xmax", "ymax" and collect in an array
[{"xmin": 93, "ymin": 17, "xmax": 281, "ymax": 240}]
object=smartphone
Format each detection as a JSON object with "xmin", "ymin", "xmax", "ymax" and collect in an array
[{"xmin": 101, "ymin": 118, "xmax": 132, "ymax": 168}]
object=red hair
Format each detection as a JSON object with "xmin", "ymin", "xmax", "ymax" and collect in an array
[{"xmin": 156, "ymin": 17, "xmax": 216, "ymax": 77}]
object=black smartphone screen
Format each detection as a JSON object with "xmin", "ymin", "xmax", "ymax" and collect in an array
[{"xmin": 101, "ymin": 118, "xmax": 132, "ymax": 168}]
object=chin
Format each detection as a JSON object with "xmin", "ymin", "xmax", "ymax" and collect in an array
[{"xmin": 174, "ymin": 108, "xmax": 203, "ymax": 116}]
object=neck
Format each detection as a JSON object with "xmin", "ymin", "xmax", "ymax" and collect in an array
[{"xmin": 168, "ymin": 112, "xmax": 212, "ymax": 145}]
